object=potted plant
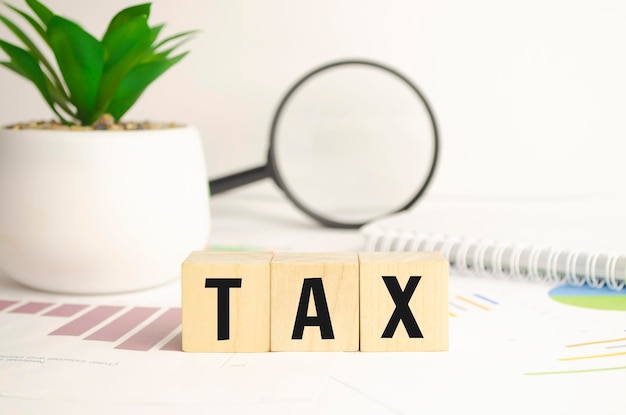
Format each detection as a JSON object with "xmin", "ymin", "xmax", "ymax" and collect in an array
[{"xmin": 0, "ymin": 0, "xmax": 210, "ymax": 294}]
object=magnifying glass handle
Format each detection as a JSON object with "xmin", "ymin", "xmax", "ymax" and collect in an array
[{"xmin": 209, "ymin": 164, "xmax": 271, "ymax": 195}]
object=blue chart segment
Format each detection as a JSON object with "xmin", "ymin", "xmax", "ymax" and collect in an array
[{"xmin": 549, "ymin": 284, "xmax": 626, "ymax": 311}]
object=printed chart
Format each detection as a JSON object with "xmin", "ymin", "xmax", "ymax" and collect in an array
[
  {"xmin": 0, "ymin": 300, "xmax": 181, "ymax": 352},
  {"xmin": 549, "ymin": 284, "xmax": 626, "ymax": 311},
  {"xmin": 2, "ymin": 276, "xmax": 626, "ymax": 414}
]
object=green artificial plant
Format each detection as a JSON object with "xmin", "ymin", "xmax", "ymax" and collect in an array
[{"xmin": 0, "ymin": 0, "xmax": 194, "ymax": 126}]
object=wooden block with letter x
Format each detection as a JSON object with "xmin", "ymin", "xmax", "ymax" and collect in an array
[
  {"xmin": 182, "ymin": 251, "xmax": 273, "ymax": 352},
  {"xmin": 359, "ymin": 252, "xmax": 449, "ymax": 352},
  {"xmin": 270, "ymin": 252, "xmax": 359, "ymax": 352}
]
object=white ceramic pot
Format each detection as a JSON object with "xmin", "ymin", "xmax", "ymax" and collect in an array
[{"xmin": 0, "ymin": 125, "xmax": 210, "ymax": 294}]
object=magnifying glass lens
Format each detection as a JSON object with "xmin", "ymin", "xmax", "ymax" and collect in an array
[{"xmin": 272, "ymin": 63, "xmax": 437, "ymax": 226}]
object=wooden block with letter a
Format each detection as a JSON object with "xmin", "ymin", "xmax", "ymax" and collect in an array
[
  {"xmin": 182, "ymin": 251, "xmax": 273, "ymax": 352},
  {"xmin": 359, "ymin": 252, "xmax": 449, "ymax": 352},
  {"xmin": 270, "ymin": 252, "xmax": 359, "ymax": 352}
]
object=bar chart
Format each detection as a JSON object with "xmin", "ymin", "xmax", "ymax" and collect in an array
[{"xmin": 2, "ymin": 300, "xmax": 182, "ymax": 352}]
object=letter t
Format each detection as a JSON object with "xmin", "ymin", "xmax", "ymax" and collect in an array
[{"xmin": 205, "ymin": 278, "xmax": 242, "ymax": 340}]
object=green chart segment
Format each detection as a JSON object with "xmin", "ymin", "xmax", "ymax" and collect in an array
[{"xmin": 549, "ymin": 284, "xmax": 626, "ymax": 311}]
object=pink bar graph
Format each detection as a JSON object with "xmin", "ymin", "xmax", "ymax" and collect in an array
[
  {"xmin": 44, "ymin": 304, "xmax": 89, "ymax": 317},
  {"xmin": 0, "ymin": 300, "xmax": 18, "ymax": 311},
  {"xmin": 160, "ymin": 332, "xmax": 182, "ymax": 351},
  {"xmin": 10, "ymin": 302, "xmax": 53, "ymax": 314},
  {"xmin": 115, "ymin": 308, "xmax": 181, "ymax": 351},
  {"xmin": 49, "ymin": 305, "xmax": 124, "ymax": 336},
  {"xmin": 85, "ymin": 307, "xmax": 159, "ymax": 342}
]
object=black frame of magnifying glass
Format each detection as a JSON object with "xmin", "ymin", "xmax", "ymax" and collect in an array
[{"xmin": 209, "ymin": 59, "xmax": 440, "ymax": 229}]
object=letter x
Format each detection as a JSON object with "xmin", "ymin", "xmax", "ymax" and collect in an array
[{"xmin": 381, "ymin": 276, "xmax": 423, "ymax": 338}]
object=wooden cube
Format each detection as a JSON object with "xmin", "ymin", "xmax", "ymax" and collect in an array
[
  {"xmin": 182, "ymin": 251, "xmax": 273, "ymax": 352},
  {"xmin": 359, "ymin": 252, "xmax": 449, "ymax": 352},
  {"xmin": 270, "ymin": 252, "xmax": 359, "ymax": 352}
]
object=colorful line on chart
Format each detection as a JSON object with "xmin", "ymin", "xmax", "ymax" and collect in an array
[
  {"xmin": 559, "ymin": 351, "xmax": 626, "ymax": 361},
  {"xmin": 525, "ymin": 365, "xmax": 626, "ymax": 376},
  {"xmin": 558, "ymin": 336, "xmax": 626, "ymax": 361},
  {"xmin": 566, "ymin": 336, "xmax": 626, "ymax": 348},
  {"xmin": 0, "ymin": 300, "xmax": 182, "ymax": 352},
  {"xmin": 449, "ymin": 293, "xmax": 498, "ymax": 317},
  {"xmin": 525, "ymin": 333, "xmax": 626, "ymax": 376}
]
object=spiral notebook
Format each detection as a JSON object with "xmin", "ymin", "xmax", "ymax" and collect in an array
[{"xmin": 361, "ymin": 197, "xmax": 626, "ymax": 290}]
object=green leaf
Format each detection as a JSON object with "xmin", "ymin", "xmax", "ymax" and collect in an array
[
  {"xmin": 5, "ymin": 3, "xmax": 47, "ymax": 39},
  {"xmin": 153, "ymin": 29, "xmax": 197, "ymax": 50},
  {"xmin": 144, "ymin": 40, "xmax": 193, "ymax": 64},
  {"xmin": 0, "ymin": 39, "xmax": 72, "ymax": 123},
  {"xmin": 0, "ymin": 59, "xmax": 26, "ymax": 78},
  {"xmin": 0, "ymin": 40, "xmax": 49, "ymax": 98},
  {"xmin": 143, "ymin": 29, "xmax": 196, "ymax": 64},
  {"xmin": 103, "ymin": 3, "xmax": 151, "ymax": 40},
  {"xmin": 44, "ymin": 76, "xmax": 74, "ymax": 116},
  {"xmin": 150, "ymin": 23, "xmax": 165, "ymax": 43},
  {"xmin": 142, "ymin": 46, "xmax": 175, "ymax": 63},
  {"xmin": 0, "ymin": 13, "xmax": 41, "ymax": 55},
  {"xmin": 0, "ymin": 11, "xmax": 66, "ymax": 93},
  {"xmin": 107, "ymin": 52, "xmax": 188, "ymax": 121},
  {"xmin": 47, "ymin": 15, "xmax": 104, "ymax": 125},
  {"xmin": 97, "ymin": 14, "xmax": 153, "ymax": 116},
  {"xmin": 25, "ymin": 0, "xmax": 53, "ymax": 26},
  {"xmin": 4, "ymin": 3, "xmax": 71, "ymax": 103}
]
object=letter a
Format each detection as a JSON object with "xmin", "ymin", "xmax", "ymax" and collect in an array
[
  {"xmin": 292, "ymin": 278, "xmax": 335, "ymax": 340},
  {"xmin": 381, "ymin": 276, "xmax": 423, "ymax": 338}
]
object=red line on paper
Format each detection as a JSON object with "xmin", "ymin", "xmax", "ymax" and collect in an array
[
  {"xmin": 115, "ymin": 308, "xmax": 181, "ymax": 351},
  {"xmin": 44, "ymin": 304, "xmax": 89, "ymax": 317},
  {"xmin": 49, "ymin": 305, "xmax": 124, "ymax": 336},
  {"xmin": 10, "ymin": 302, "xmax": 54, "ymax": 314},
  {"xmin": 85, "ymin": 307, "xmax": 159, "ymax": 342}
]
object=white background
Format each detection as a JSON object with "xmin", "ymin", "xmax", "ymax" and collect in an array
[{"xmin": 1, "ymin": 0, "xmax": 625, "ymax": 199}]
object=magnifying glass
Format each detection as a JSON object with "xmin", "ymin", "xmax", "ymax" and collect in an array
[{"xmin": 209, "ymin": 59, "xmax": 439, "ymax": 229}]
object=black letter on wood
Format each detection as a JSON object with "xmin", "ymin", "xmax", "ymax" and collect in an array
[
  {"xmin": 292, "ymin": 278, "xmax": 335, "ymax": 340},
  {"xmin": 382, "ymin": 276, "xmax": 423, "ymax": 338},
  {"xmin": 205, "ymin": 278, "xmax": 242, "ymax": 340}
]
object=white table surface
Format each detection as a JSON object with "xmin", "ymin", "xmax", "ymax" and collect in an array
[{"xmin": 1, "ymin": 182, "xmax": 625, "ymax": 415}]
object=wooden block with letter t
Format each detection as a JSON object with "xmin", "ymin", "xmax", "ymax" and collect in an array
[
  {"xmin": 359, "ymin": 252, "xmax": 449, "ymax": 352},
  {"xmin": 181, "ymin": 251, "xmax": 273, "ymax": 352},
  {"xmin": 270, "ymin": 252, "xmax": 359, "ymax": 352}
]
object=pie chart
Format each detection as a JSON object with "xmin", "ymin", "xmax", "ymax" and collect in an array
[{"xmin": 549, "ymin": 284, "xmax": 626, "ymax": 311}]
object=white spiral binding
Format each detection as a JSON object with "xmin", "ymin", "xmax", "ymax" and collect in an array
[
  {"xmin": 605, "ymin": 253, "xmax": 625, "ymax": 290},
  {"xmin": 509, "ymin": 245, "xmax": 527, "ymax": 279},
  {"xmin": 565, "ymin": 251, "xmax": 585, "ymax": 286},
  {"xmin": 456, "ymin": 239, "xmax": 475, "ymax": 273},
  {"xmin": 490, "ymin": 242, "xmax": 508, "ymax": 277},
  {"xmin": 363, "ymin": 230, "xmax": 626, "ymax": 290},
  {"xmin": 545, "ymin": 248, "xmax": 563, "ymax": 284},
  {"xmin": 585, "ymin": 253, "xmax": 603, "ymax": 288},
  {"xmin": 440, "ymin": 236, "xmax": 460, "ymax": 264},
  {"xmin": 527, "ymin": 246, "xmax": 544, "ymax": 281},
  {"xmin": 473, "ymin": 240, "xmax": 493, "ymax": 275}
]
